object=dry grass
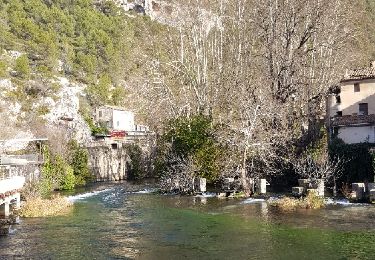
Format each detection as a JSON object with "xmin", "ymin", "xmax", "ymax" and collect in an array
[
  {"xmin": 271, "ymin": 192, "xmax": 325, "ymax": 211},
  {"xmin": 19, "ymin": 195, "xmax": 73, "ymax": 217}
]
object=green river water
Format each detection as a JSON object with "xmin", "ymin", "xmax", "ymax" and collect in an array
[{"xmin": 1, "ymin": 182, "xmax": 375, "ymax": 259}]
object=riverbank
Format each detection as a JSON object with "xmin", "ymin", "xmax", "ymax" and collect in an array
[
  {"xmin": 19, "ymin": 195, "xmax": 73, "ymax": 218},
  {"xmin": 1, "ymin": 183, "xmax": 375, "ymax": 259}
]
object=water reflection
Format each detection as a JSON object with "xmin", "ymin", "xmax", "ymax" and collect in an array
[{"xmin": 2, "ymin": 183, "xmax": 375, "ymax": 259}]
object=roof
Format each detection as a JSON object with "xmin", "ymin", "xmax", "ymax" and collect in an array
[
  {"xmin": 342, "ymin": 63, "xmax": 375, "ymax": 82},
  {"xmin": 331, "ymin": 115, "xmax": 375, "ymax": 127}
]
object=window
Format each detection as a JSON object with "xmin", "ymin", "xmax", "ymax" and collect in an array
[
  {"xmin": 335, "ymin": 95, "xmax": 341, "ymax": 103},
  {"xmin": 354, "ymin": 83, "xmax": 360, "ymax": 92},
  {"xmin": 111, "ymin": 143, "xmax": 118, "ymax": 149},
  {"xmin": 359, "ymin": 103, "xmax": 368, "ymax": 116},
  {"xmin": 99, "ymin": 111, "xmax": 102, "ymax": 118},
  {"xmin": 117, "ymin": 121, "xmax": 120, "ymax": 127},
  {"xmin": 336, "ymin": 111, "xmax": 342, "ymax": 117}
]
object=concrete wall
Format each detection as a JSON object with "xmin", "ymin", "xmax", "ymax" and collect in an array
[
  {"xmin": 88, "ymin": 144, "xmax": 129, "ymax": 181},
  {"xmin": 338, "ymin": 125, "xmax": 375, "ymax": 144},
  {"xmin": 339, "ymin": 79, "xmax": 375, "ymax": 116},
  {"xmin": 95, "ymin": 107, "xmax": 135, "ymax": 131},
  {"xmin": 327, "ymin": 95, "xmax": 340, "ymax": 118},
  {"xmin": 112, "ymin": 110, "xmax": 135, "ymax": 131}
]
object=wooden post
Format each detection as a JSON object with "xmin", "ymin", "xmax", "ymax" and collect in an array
[{"xmin": 333, "ymin": 177, "xmax": 337, "ymax": 197}]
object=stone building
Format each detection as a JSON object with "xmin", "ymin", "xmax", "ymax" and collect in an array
[
  {"xmin": 95, "ymin": 105, "xmax": 135, "ymax": 132},
  {"xmin": 327, "ymin": 62, "xmax": 375, "ymax": 144}
]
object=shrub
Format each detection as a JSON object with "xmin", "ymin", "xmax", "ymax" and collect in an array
[
  {"xmin": 14, "ymin": 55, "xmax": 31, "ymax": 79},
  {"xmin": 0, "ymin": 60, "xmax": 8, "ymax": 78},
  {"xmin": 303, "ymin": 191, "xmax": 325, "ymax": 209},
  {"xmin": 329, "ymin": 138, "xmax": 374, "ymax": 184},
  {"xmin": 126, "ymin": 144, "xmax": 146, "ymax": 180},
  {"xmin": 157, "ymin": 114, "xmax": 224, "ymax": 183},
  {"xmin": 68, "ymin": 140, "xmax": 92, "ymax": 186},
  {"xmin": 60, "ymin": 165, "xmax": 76, "ymax": 190},
  {"xmin": 39, "ymin": 142, "xmax": 91, "ymax": 195}
]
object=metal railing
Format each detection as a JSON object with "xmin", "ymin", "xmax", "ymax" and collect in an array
[{"xmin": 0, "ymin": 154, "xmax": 43, "ymax": 166}]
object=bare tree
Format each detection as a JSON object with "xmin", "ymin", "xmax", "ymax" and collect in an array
[
  {"xmin": 135, "ymin": 0, "xmax": 367, "ymax": 196},
  {"xmin": 293, "ymin": 155, "xmax": 345, "ymax": 182}
]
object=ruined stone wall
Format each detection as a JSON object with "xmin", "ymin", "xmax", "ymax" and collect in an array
[
  {"xmin": 87, "ymin": 135, "xmax": 156, "ymax": 182},
  {"xmin": 87, "ymin": 143, "xmax": 129, "ymax": 181}
]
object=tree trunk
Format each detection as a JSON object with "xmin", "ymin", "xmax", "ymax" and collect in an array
[{"xmin": 241, "ymin": 147, "xmax": 251, "ymax": 197}]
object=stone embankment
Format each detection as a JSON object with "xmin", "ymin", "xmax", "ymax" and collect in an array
[{"xmin": 88, "ymin": 142, "xmax": 129, "ymax": 181}]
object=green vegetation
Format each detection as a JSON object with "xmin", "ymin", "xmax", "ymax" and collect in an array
[
  {"xmin": 0, "ymin": 60, "xmax": 7, "ymax": 77},
  {"xmin": 126, "ymin": 144, "xmax": 146, "ymax": 180},
  {"xmin": 156, "ymin": 114, "xmax": 224, "ymax": 183},
  {"xmin": 329, "ymin": 138, "xmax": 375, "ymax": 184},
  {"xmin": 39, "ymin": 141, "xmax": 91, "ymax": 196},
  {"xmin": 0, "ymin": 0, "xmax": 169, "ymax": 110},
  {"xmin": 1, "ymin": 0, "xmax": 129, "ymax": 81},
  {"xmin": 14, "ymin": 54, "xmax": 30, "ymax": 79},
  {"xmin": 68, "ymin": 140, "xmax": 92, "ymax": 186}
]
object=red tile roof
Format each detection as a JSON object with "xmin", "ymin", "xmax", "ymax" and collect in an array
[{"xmin": 342, "ymin": 65, "xmax": 375, "ymax": 82}]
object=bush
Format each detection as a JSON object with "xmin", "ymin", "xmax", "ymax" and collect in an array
[
  {"xmin": 156, "ymin": 114, "xmax": 224, "ymax": 183},
  {"xmin": 14, "ymin": 55, "xmax": 31, "ymax": 79},
  {"xmin": 0, "ymin": 60, "xmax": 8, "ymax": 78},
  {"xmin": 126, "ymin": 144, "xmax": 146, "ymax": 180},
  {"xmin": 329, "ymin": 138, "xmax": 374, "ymax": 184},
  {"xmin": 39, "ymin": 142, "xmax": 92, "ymax": 195},
  {"xmin": 81, "ymin": 108, "xmax": 109, "ymax": 136},
  {"xmin": 68, "ymin": 140, "xmax": 92, "ymax": 186},
  {"xmin": 60, "ymin": 165, "xmax": 75, "ymax": 190}
]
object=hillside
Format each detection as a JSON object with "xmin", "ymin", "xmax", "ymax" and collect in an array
[
  {"xmin": 0, "ymin": 0, "xmax": 170, "ymax": 150},
  {"xmin": 2, "ymin": 0, "xmax": 375, "ymax": 193}
]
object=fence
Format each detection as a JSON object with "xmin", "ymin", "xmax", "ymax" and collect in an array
[{"xmin": 0, "ymin": 154, "xmax": 43, "ymax": 165}]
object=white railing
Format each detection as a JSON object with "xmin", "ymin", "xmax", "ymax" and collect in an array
[{"xmin": 0, "ymin": 176, "xmax": 25, "ymax": 194}]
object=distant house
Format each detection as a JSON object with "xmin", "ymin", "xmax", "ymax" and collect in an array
[
  {"xmin": 95, "ymin": 105, "xmax": 135, "ymax": 132},
  {"xmin": 327, "ymin": 62, "xmax": 375, "ymax": 144}
]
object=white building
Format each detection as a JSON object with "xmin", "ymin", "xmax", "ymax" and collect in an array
[
  {"xmin": 95, "ymin": 105, "xmax": 135, "ymax": 132},
  {"xmin": 327, "ymin": 63, "xmax": 375, "ymax": 144}
]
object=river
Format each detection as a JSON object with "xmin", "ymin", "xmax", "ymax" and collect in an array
[{"xmin": 1, "ymin": 182, "xmax": 375, "ymax": 259}]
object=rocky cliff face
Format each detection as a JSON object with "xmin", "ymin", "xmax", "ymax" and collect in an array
[{"xmin": 0, "ymin": 74, "xmax": 92, "ymax": 153}]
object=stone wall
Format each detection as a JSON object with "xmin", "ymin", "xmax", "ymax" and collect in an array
[
  {"xmin": 87, "ymin": 135, "xmax": 155, "ymax": 181},
  {"xmin": 87, "ymin": 143, "xmax": 129, "ymax": 181}
]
